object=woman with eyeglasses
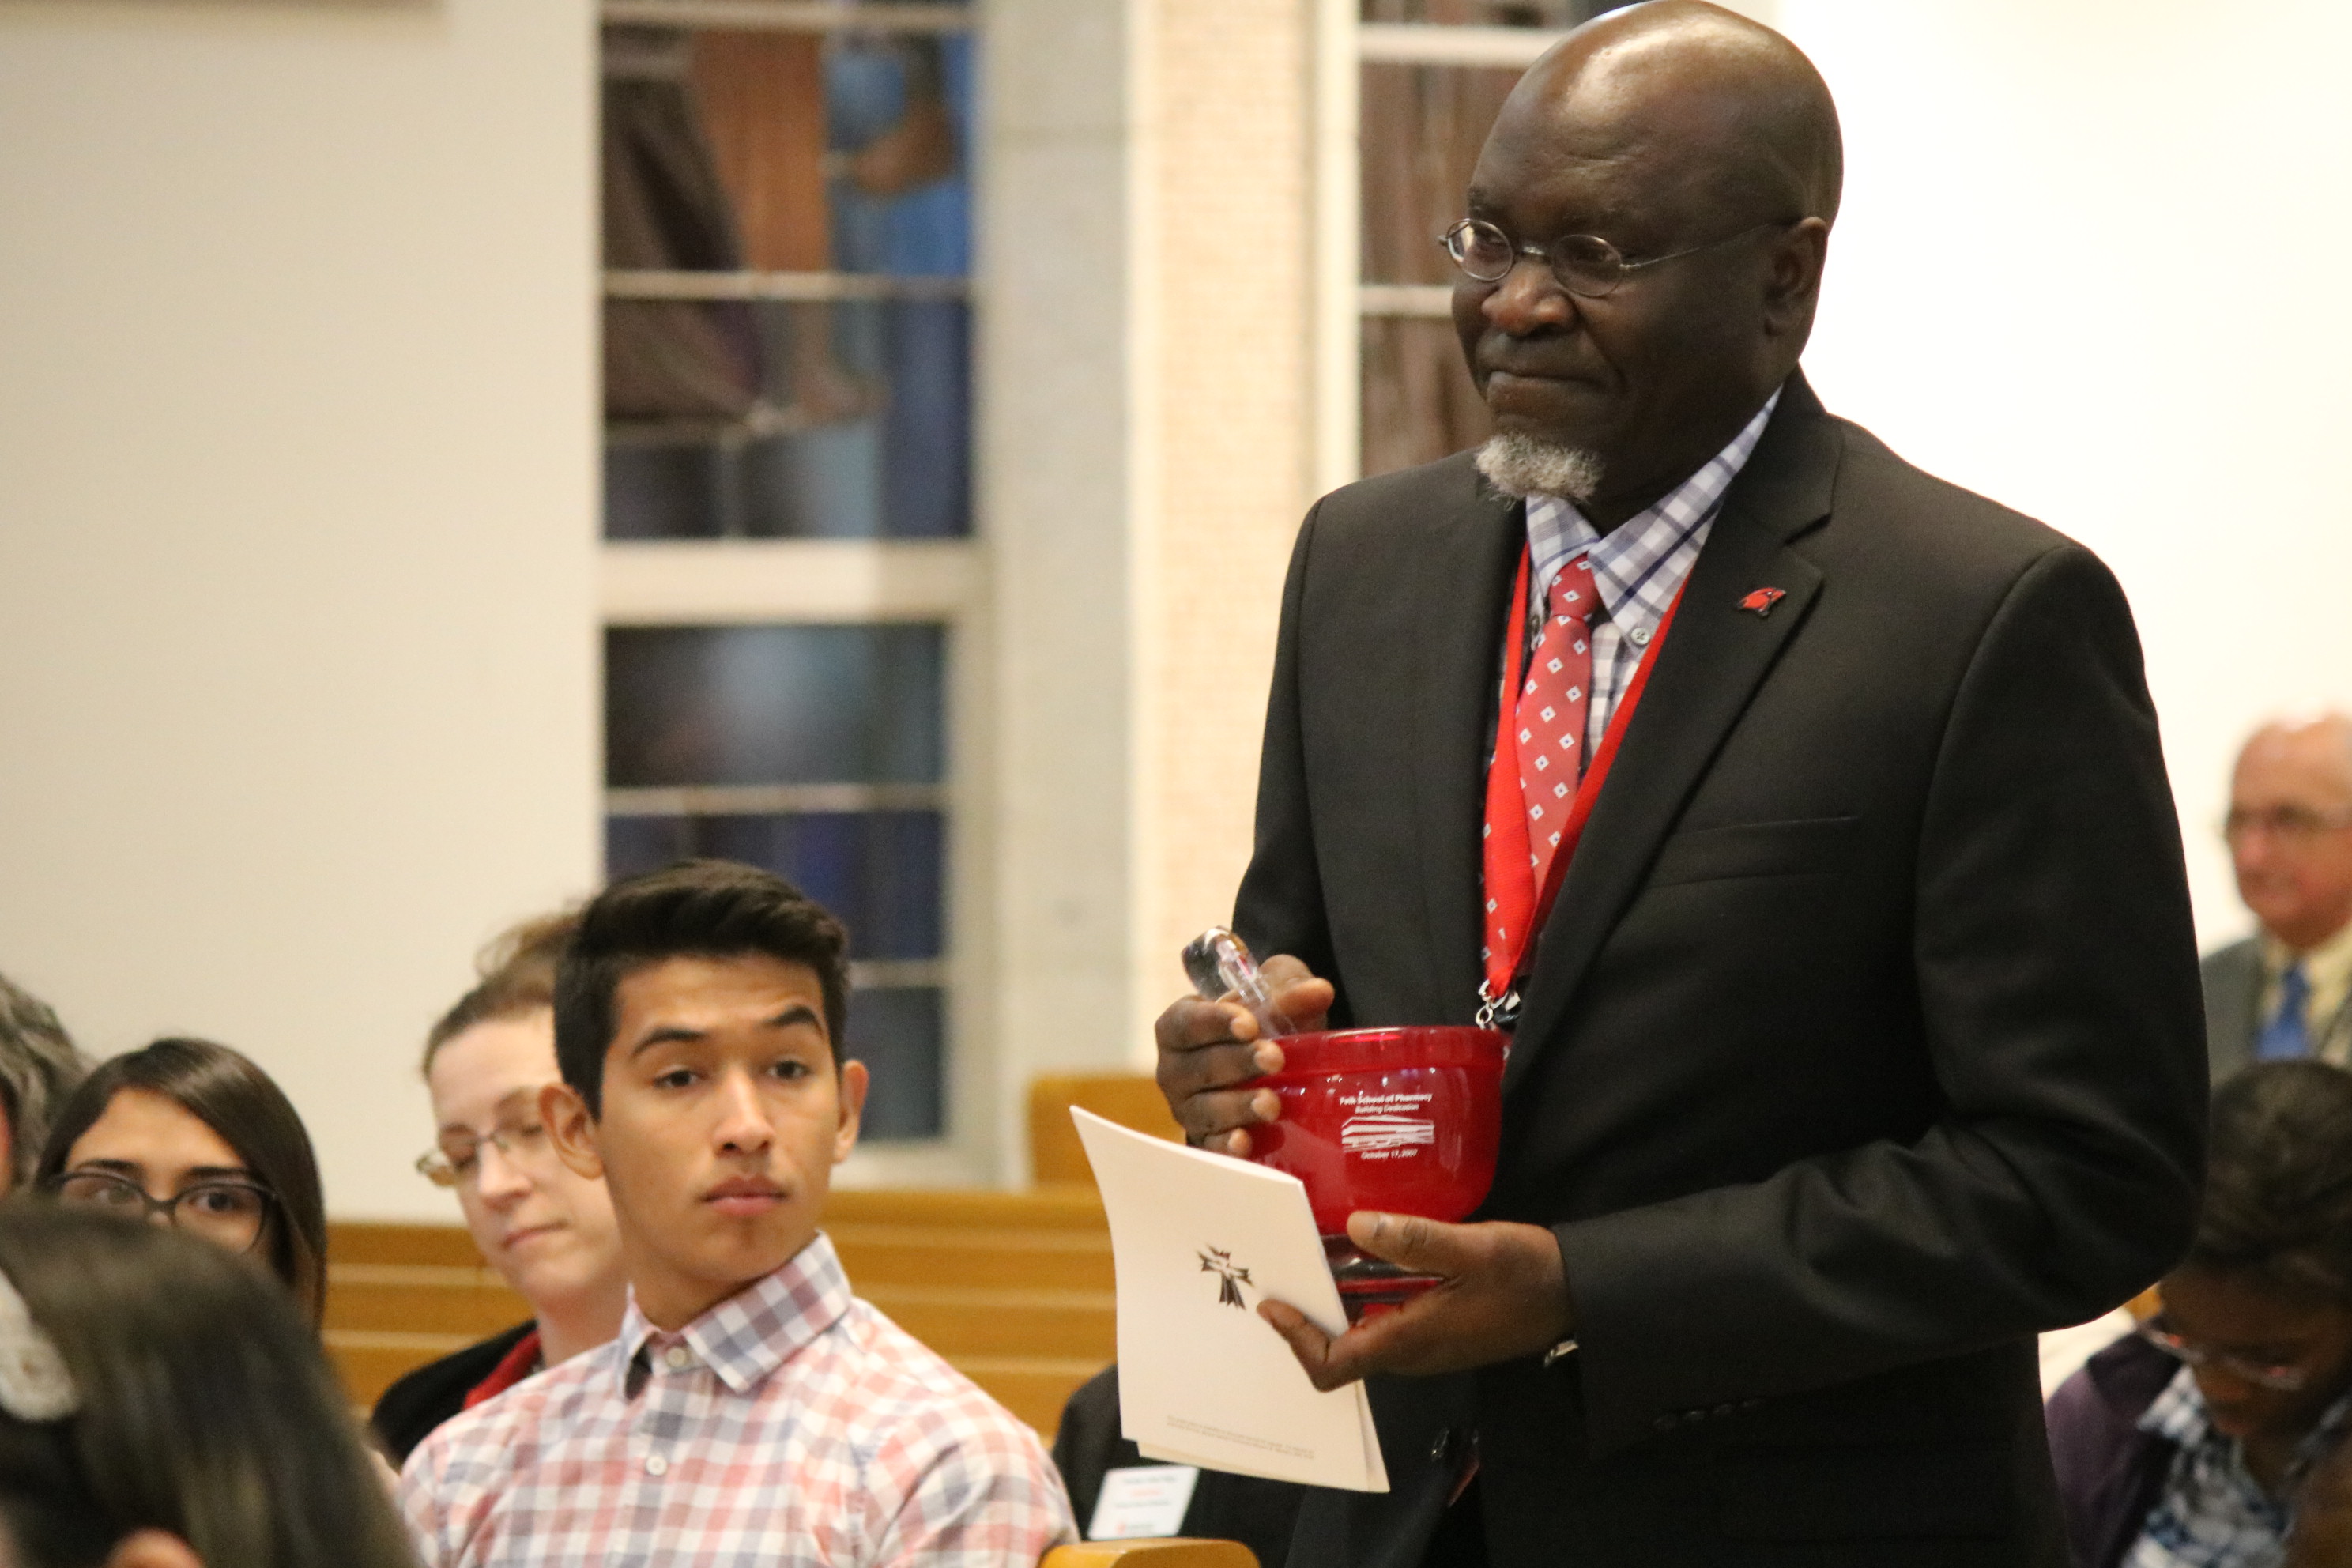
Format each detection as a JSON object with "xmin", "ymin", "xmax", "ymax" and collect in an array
[
  {"xmin": 368, "ymin": 910, "xmax": 624, "ymax": 1463},
  {"xmin": 2049, "ymin": 1060, "xmax": 2352, "ymax": 1568},
  {"xmin": 30, "ymin": 1037, "xmax": 326, "ymax": 1326}
]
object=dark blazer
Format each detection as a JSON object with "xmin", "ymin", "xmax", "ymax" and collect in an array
[
  {"xmin": 2044, "ymin": 1334, "xmax": 2178, "ymax": 1568},
  {"xmin": 369, "ymin": 1321, "xmax": 535, "ymax": 1464},
  {"xmin": 1234, "ymin": 374, "xmax": 2207, "ymax": 1568},
  {"xmin": 2203, "ymin": 935, "xmax": 2352, "ymax": 1082}
]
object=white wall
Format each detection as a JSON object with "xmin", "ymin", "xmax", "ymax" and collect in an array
[
  {"xmin": 1777, "ymin": 0, "xmax": 2352, "ymax": 950},
  {"xmin": 0, "ymin": 0, "xmax": 598, "ymax": 1220}
]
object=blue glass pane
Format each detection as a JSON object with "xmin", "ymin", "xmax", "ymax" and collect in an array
[
  {"xmin": 605, "ymin": 443, "xmax": 728, "ymax": 539},
  {"xmin": 604, "ymin": 812, "xmax": 944, "ymax": 961},
  {"xmin": 826, "ymin": 34, "xmax": 973, "ymax": 278},
  {"xmin": 845, "ymin": 987, "xmax": 944, "ymax": 1140},
  {"xmin": 601, "ymin": 299, "xmax": 971, "ymax": 540},
  {"xmin": 605, "ymin": 624, "xmax": 945, "ymax": 787}
]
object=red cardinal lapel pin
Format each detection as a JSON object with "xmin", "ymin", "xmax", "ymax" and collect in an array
[{"xmin": 1738, "ymin": 587, "xmax": 1788, "ymax": 617}]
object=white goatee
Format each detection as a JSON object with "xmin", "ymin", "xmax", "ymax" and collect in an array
[{"xmin": 1474, "ymin": 432, "xmax": 1605, "ymax": 503}]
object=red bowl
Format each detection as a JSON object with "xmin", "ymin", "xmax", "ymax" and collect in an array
[{"xmin": 1242, "ymin": 1026, "xmax": 1506, "ymax": 1236}]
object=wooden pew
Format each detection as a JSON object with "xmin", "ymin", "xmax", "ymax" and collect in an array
[
  {"xmin": 324, "ymin": 1186, "xmax": 1114, "ymax": 1438},
  {"xmin": 326, "ymin": 1073, "xmax": 1178, "ymax": 1435}
]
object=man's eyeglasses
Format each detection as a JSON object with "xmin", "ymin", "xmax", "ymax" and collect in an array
[
  {"xmin": 2135, "ymin": 1317, "xmax": 2311, "ymax": 1392},
  {"xmin": 1438, "ymin": 217, "xmax": 1788, "ymax": 300},
  {"xmin": 2222, "ymin": 805, "xmax": 2352, "ymax": 845},
  {"xmin": 42, "ymin": 1170, "xmax": 277, "ymax": 1255},
  {"xmin": 416, "ymin": 1118, "xmax": 556, "ymax": 1189}
]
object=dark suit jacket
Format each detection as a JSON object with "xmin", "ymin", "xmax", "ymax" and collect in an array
[
  {"xmin": 2203, "ymin": 935, "xmax": 2352, "ymax": 1082},
  {"xmin": 1233, "ymin": 374, "xmax": 2207, "ymax": 1568}
]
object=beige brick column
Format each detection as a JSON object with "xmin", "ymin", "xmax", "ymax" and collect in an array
[{"xmin": 1128, "ymin": 0, "xmax": 1320, "ymax": 1040}]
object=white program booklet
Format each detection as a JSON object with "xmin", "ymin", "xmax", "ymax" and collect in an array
[{"xmin": 1071, "ymin": 1108, "xmax": 1389, "ymax": 1493}]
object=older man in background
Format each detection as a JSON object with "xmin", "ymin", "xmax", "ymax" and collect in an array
[
  {"xmin": 0, "ymin": 970, "xmax": 87, "ymax": 1195},
  {"xmin": 2207, "ymin": 714, "xmax": 2352, "ymax": 1078}
]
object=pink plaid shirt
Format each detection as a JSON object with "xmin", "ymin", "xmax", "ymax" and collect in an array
[{"xmin": 398, "ymin": 1234, "xmax": 1075, "ymax": 1567}]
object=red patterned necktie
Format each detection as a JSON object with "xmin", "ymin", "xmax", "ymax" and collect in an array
[{"xmin": 1517, "ymin": 556, "xmax": 1599, "ymax": 894}]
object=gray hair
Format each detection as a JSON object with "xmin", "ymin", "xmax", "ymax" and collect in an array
[
  {"xmin": 0, "ymin": 975, "xmax": 87, "ymax": 1191},
  {"xmin": 1475, "ymin": 432, "xmax": 1606, "ymax": 503}
]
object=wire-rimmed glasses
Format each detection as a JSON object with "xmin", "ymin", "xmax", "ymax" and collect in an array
[
  {"xmin": 2135, "ymin": 1317, "xmax": 2312, "ymax": 1392},
  {"xmin": 2222, "ymin": 805, "xmax": 2352, "ymax": 846},
  {"xmin": 1438, "ymin": 217, "xmax": 1786, "ymax": 300},
  {"xmin": 415, "ymin": 1117, "xmax": 556, "ymax": 1190},
  {"xmin": 42, "ymin": 1169, "xmax": 277, "ymax": 1255}
]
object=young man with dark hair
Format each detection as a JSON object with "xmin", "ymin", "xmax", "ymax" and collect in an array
[{"xmin": 399, "ymin": 861, "xmax": 1073, "ymax": 1566}]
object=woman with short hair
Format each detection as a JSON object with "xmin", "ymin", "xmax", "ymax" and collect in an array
[{"xmin": 0, "ymin": 971, "xmax": 87, "ymax": 1196}]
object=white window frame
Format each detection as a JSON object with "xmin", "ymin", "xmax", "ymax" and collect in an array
[{"xmin": 598, "ymin": 0, "xmax": 987, "ymax": 1187}]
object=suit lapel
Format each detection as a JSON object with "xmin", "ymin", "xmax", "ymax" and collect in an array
[
  {"xmin": 1501, "ymin": 378, "xmax": 1845, "ymax": 1094},
  {"xmin": 1409, "ymin": 467, "xmax": 1524, "ymax": 1022}
]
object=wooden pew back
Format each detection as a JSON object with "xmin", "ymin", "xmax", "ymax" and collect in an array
[{"xmin": 324, "ymin": 1186, "xmax": 1114, "ymax": 1437}]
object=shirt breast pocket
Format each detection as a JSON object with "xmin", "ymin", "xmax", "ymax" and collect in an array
[{"xmin": 1645, "ymin": 815, "xmax": 1861, "ymax": 889}]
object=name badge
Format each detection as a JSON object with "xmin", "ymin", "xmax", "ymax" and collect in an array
[{"xmin": 1088, "ymin": 1464, "xmax": 1201, "ymax": 1540}]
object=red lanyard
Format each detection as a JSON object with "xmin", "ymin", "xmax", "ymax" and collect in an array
[{"xmin": 1479, "ymin": 547, "xmax": 1684, "ymax": 1016}]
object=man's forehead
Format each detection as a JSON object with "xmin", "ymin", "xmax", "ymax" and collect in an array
[
  {"xmin": 2235, "ymin": 722, "xmax": 2352, "ymax": 800},
  {"xmin": 1472, "ymin": 67, "xmax": 1729, "ymax": 220},
  {"xmin": 615, "ymin": 954, "xmax": 827, "ymax": 1023}
]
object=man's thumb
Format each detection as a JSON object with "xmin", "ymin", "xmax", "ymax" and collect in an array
[{"xmin": 1345, "ymin": 1211, "xmax": 1453, "ymax": 1272}]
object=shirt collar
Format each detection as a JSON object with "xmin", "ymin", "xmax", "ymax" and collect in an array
[
  {"xmin": 616, "ymin": 1230, "xmax": 854, "ymax": 1397},
  {"xmin": 2140, "ymin": 1359, "xmax": 2352, "ymax": 1484},
  {"xmin": 2262, "ymin": 915, "xmax": 2352, "ymax": 993},
  {"xmin": 1525, "ymin": 386, "xmax": 1781, "ymax": 628},
  {"xmin": 2140, "ymin": 1360, "xmax": 2216, "ymax": 1448}
]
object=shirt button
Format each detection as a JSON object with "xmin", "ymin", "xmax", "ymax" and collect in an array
[
  {"xmin": 646, "ymin": 1455, "xmax": 669, "ymax": 1477},
  {"xmin": 1630, "ymin": 626, "xmax": 1652, "ymax": 646},
  {"xmin": 663, "ymin": 1346, "xmax": 692, "ymax": 1370}
]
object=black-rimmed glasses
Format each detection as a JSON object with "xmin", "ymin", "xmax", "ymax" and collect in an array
[
  {"xmin": 1439, "ymin": 217, "xmax": 1787, "ymax": 300},
  {"xmin": 42, "ymin": 1170, "xmax": 277, "ymax": 1255},
  {"xmin": 2135, "ymin": 1317, "xmax": 2311, "ymax": 1393}
]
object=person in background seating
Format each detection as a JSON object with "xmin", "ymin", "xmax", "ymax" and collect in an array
[
  {"xmin": 0, "ymin": 1204, "xmax": 416, "ymax": 1568},
  {"xmin": 371, "ymin": 910, "xmax": 627, "ymax": 1463},
  {"xmin": 34, "ymin": 1037, "xmax": 328, "ymax": 1326},
  {"xmin": 2207, "ymin": 715, "xmax": 2352, "ymax": 1080},
  {"xmin": 2049, "ymin": 1061, "xmax": 2352, "ymax": 1568},
  {"xmin": 0, "ymin": 971, "xmax": 87, "ymax": 1197},
  {"xmin": 1054, "ymin": 1365, "xmax": 1301, "ymax": 1568},
  {"xmin": 398, "ymin": 860, "xmax": 1072, "ymax": 1566}
]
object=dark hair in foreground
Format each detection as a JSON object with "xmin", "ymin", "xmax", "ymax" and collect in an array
[
  {"xmin": 0, "ymin": 1206, "xmax": 416, "ymax": 1568},
  {"xmin": 555, "ymin": 860, "xmax": 850, "ymax": 1117},
  {"xmin": 2184, "ymin": 1061, "xmax": 2352, "ymax": 1302},
  {"xmin": 0, "ymin": 973, "xmax": 88, "ymax": 1192},
  {"xmin": 33, "ymin": 1038, "xmax": 329, "ymax": 1325},
  {"xmin": 421, "ymin": 907, "xmax": 582, "ymax": 1074}
]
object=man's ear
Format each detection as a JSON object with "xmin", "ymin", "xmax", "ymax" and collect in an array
[
  {"xmin": 833, "ymin": 1058, "xmax": 869, "ymax": 1165},
  {"xmin": 104, "ymin": 1530, "xmax": 204, "ymax": 1568},
  {"xmin": 1760, "ymin": 214, "xmax": 1830, "ymax": 338},
  {"xmin": 541, "ymin": 1081, "xmax": 605, "ymax": 1181}
]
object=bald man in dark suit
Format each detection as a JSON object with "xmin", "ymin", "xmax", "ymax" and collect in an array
[{"xmin": 1153, "ymin": 6, "xmax": 2207, "ymax": 1566}]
